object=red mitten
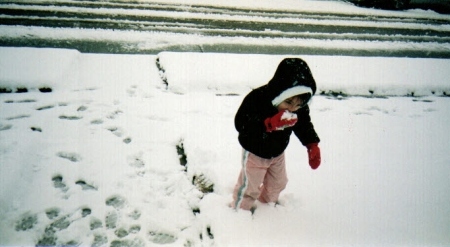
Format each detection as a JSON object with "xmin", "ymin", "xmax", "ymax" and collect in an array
[
  {"xmin": 264, "ymin": 111, "xmax": 298, "ymax": 132},
  {"xmin": 306, "ymin": 143, "xmax": 321, "ymax": 169}
]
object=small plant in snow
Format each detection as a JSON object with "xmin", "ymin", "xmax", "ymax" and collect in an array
[{"xmin": 193, "ymin": 174, "xmax": 214, "ymax": 194}]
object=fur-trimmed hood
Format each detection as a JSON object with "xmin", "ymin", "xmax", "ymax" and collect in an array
[{"xmin": 267, "ymin": 58, "xmax": 317, "ymax": 106}]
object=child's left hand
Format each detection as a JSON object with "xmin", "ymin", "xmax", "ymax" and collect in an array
[{"xmin": 306, "ymin": 143, "xmax": 321, "ymax": 169}]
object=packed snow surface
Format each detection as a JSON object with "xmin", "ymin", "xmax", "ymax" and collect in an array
[{"xmin": 1, "ymin": 47, "xmax": 450, "ymax": 246}]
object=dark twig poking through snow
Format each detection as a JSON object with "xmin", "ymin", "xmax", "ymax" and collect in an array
[
  {"xmin": 176, "ymin": 139, "xmax": 215, "ymax": 194},
  {"xmin": 176, "ymin": 140, "xmax": 187, "ymax": 170},
  {"xmin": 155, "ymin": 57, "xmax": 168, "ymax": 89}
]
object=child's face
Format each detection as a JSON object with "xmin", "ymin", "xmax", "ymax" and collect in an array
[{"xmin": 277, "ymin": 96, "xmax": 303, "ymax": 112}]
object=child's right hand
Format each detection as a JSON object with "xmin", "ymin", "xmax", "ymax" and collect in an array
[{"xmin": 264, "ymin": 110, "xmax": 298, "ymax": 132}]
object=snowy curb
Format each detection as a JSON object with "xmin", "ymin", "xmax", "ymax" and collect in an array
[
  {"xmin": 157, "ymin": 52, "xmax": 450, "ymax": 97},
  {"xmin": 1, "ymin": 48, "xmax": 450, "ymax": 97},
  {"xmin": 0, "ymin": 47, "xmax": 79, "ymax": 92}
]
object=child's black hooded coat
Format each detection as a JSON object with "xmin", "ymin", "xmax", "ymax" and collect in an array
[{"xmin": 235, "ymin": 58, "xmax": 320, "ymax": 159}]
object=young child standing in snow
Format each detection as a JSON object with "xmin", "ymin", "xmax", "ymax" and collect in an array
[{"xmin": 232, "ymin": 58, "xmax": 321, "ymax": 211}]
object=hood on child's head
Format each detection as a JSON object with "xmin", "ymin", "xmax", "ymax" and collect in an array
[{"xmin": 268, "ymin": 58, "xmax": 317, "ymax": 106}]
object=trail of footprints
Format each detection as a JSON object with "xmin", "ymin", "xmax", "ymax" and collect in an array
[
  {"xmin": 15, "ymin": 190, "xmax": 145, "ymax": 246},
  {"xmin": 35, "ymin": 150, "xmax": 213, "ymax": 246},
  {"xmin": 14, "ymin": 173, "xmax": 147, "ymax": 246},
  {"xmin": 5, "ymin": 87, "xmax": 216, "ymax": 246},
  {"xmin": 1, "ymin": 93, "xmax": 133, "ymax": 144},
  {"xmin": 14, "ymin": 172, "xmax": 184, "ymax": 246}
]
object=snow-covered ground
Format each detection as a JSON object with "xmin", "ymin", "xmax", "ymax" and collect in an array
[
  {"xmin": 1, "ymin": 0, "xmax": 450, "ymax": 246},
  {"xmin": 1, "ymin": 47, "xmax": 450, "ymax": 246}
]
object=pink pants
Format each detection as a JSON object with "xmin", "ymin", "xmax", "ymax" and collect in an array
[{"xmin": 232, "ymin": 150, "xmax": 288, "ymax": 210}]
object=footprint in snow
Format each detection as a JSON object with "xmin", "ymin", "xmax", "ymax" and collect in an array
[
  {"xmin": 15, "ymin": 212, "xmax": 38, "ymax": 231},
  {"xmin": 107, "ymin": 109, "xmax": 123, "ymax": 119},
  {"xmin": 77, "ymin": 105, "xmax": 88, "ymax": 112},
  {"xmin": 103, "ymin": 196, "xmax": 144, "ymax": 240},
  {"xmin": 367, "ymin": 106, "xmax": 389, "ymax": 114},
  {"xmin": 56, "ymin": 152, "xmax": 82, "ymax": 162},
  {"xmin": 107, "ymin": 126, "xmax": 124, "ymax": 137},
  {"xmin": 45, "ymin": 208, "xmax": 61, "ymax": 220},
  {"xmin": 59, "ymin": 115, "xmax": 83, "ymax": 120},
  {"xmin": 107, "ymin": 126, "xmax": 132, "ymax": 143},
  {"xmin": 127, "ymin": 153, "xmax": 145, "ymax": 168},
  {"xmin": 353, "ymin": 111, "xmax": 372, "ymax": 116},
  {"xmin": 123, "ymin": 137, "xmax": 132, "ymax": 144},
  {"xmin": 105, "ymin": 211, "xmax": 118, "ymax": 229},
  {"xmin": 75, "ymin": 180, "xmax": 97, "ymax": 191},
  {"xmin": 413, "ymin": 99, "xmax": 433, "ymax": 103},
  {"xmin": 31, "ymin": 126, "xmax": 42, "ymax": 132},
  {"xmin": 92, "ymin": 234, "xmax": 108, "ymax": 247},
  {"xmin": 148, "ymin": 231, "xmax": 177, "ymax": 244},
  {"xmin": 129, "ymin": 225, "xmax": 141, "ymax": 234},
  {"xmin": 90, "ymin": 217, "xmax": 103, "ymax": 230},
  {"xmin": 106, "ymin": 195, "xmax": 127, "ymax": 210},
  {"xmin": 0, "ymin": 123, "xmax": 12, "ymax": 131},
  {"xmin": 91, "ymin": 119, "xmax": 104, "ymax": 125},
  {"xmin": 14, "ymin": 205, "xmax": 92, "ymax": 245},
  {"xmin": 82, "ymin": 208, "xmax": 92, "ymax": 217},
  {"xmin": 37, "ymin": 207, "xmax": 91, "ymax": 246},
  {"xmin": 113, "ymin": 225, "xmax": 141, "ymax": 238},
  {"xmin": 128, "ymin": 209, "xmax": 141, "ymax": 220},
  {"xmin": 127, "ymin": 88, "xmax": 137, "ymax": 97},
  {"xmin": 110, "ymin": 238, "xmax": 144, "ymax": 247},
  {"xmin": 127, "ymin": 153, "xmax": 145, "ymax": 176},
  {"xmin": 17, "ymin": 99, "xmax": 36, "ymax": 103},
  {"xmin": 4, "ymin": 99, "xmax": 37, "ymax": 104},
  {"xmin": 115, "ymin": 227, "xmax": 129, "ymax": 238},
  {"xmin": 6, "ymin": 114, "xmax": 31, "ymax": 120},
  {"xmin": 52, "ymin": 175, "xmax": 68, "ymax": 193},
  {"xmin": 36, "ymin": 105, "xmax": 55, "ymax": 111}
]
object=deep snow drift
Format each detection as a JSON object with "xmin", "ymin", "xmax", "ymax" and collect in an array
[{"xmin": 1, "ymin": 47, "xmax": 450, "ymax": 246}]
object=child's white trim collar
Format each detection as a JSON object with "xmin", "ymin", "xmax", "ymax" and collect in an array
[{"xmin": 272, "ymin": 86, "xmax": 313, "ymax": 106}]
